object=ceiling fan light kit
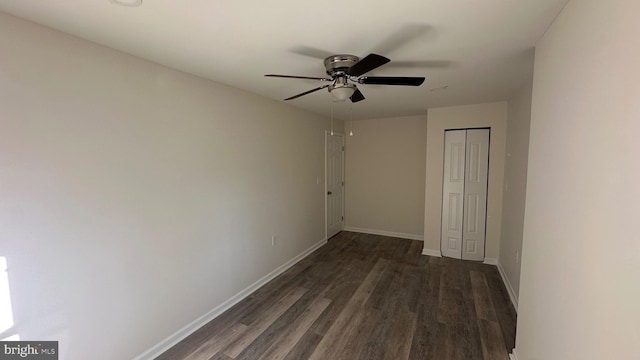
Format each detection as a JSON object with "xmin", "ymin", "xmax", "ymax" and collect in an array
[
  {"xmin": 328, "ymin": 75, "xmax": 356, "ymax": 101},
  {"xmin": 265, "ymin": 53, "xmax": 426, "ymax": 103},
  {"xmin": 329, "ymin": 85, "xmax": 355, "ymax": 101}
]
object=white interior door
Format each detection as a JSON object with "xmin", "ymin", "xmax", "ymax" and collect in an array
[
  {"xmin": 462, "ymin": 129, "xmax": 489, "ymax": 261},
  {"xmin": 441, "ymin": 129, "xmax": 490, "ymax": 261},
  {"xmin": 441, "ymin": 130, "xmax": 466, "ymax": 259},
  {"xmin": 326, "ymin": 132, "xmax": 344, "ymax": 239}
]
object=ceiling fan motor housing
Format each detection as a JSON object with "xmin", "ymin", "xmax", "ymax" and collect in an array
[{"xmin": 324, "ymin": 54, "xmax": 359, "ymax": 76}]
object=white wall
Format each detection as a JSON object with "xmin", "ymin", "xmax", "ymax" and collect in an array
[
  {"xmin": 424, "ymin": 102, "xmax": 507, "ymax": 259},
  {"xmin": 515, "ymin": 0, "xmax": 640, "ymax": 359},
  {"xmin": 498, "ymin": 76, "xmax": 533, "ymax": 308},
  {"xmin": 344, "ymin": 115, "xmax": 427, "ymax": 239},
  {"xmin": 0, "ymin": 13, "xmax": 341, "ymax": 360}
]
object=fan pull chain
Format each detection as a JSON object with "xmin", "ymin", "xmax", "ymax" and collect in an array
[
  {"xmin": 330, "ymin": 101, "xmax": 334, "ymax": 136},
  {"xmin": 349, "ymin": 103, "xmax": 354, "ymax": 136}
]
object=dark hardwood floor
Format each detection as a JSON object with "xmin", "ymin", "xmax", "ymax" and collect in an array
[{"xmin": 156, "ymin": 231, "xmax": 517, "ymax": 360}]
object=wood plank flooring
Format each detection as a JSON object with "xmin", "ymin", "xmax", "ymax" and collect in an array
[{"xmin": 156, "ymin": 232, "xmax": 517, "ymax": 360}]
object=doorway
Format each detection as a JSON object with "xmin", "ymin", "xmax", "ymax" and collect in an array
[
  {"xmin": 325, "ymin": 132, "xmax": 345, "ymax": 239},
  {"xmin": 441, "ymin": 128, "xmax": 490, "ymax": 261}
]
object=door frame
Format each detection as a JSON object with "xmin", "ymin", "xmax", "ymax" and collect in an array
[{"xmin": 325, "ymin": 131, "xmax": 345, "ymax": 240}]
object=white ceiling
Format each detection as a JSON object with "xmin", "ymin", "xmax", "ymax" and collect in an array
[{"xmin": 0, "ymin": 0, "xmax": 568, "ymax": 120}]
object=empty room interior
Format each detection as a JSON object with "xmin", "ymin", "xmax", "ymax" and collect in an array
[{"xmin": 1, "ymin": 0, "xmax": 639, "ymax": 359}]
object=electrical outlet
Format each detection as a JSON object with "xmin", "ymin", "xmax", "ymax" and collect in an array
[
  {"xmin": 515, "ymin": 250, "xmax": 520, "ymax": 263},
  {"xmin": 271, "ymin": 235, "xmax": 277, "ymax": 246}
]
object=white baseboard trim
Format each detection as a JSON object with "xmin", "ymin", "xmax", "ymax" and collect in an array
[
  {"xmin": 509, "ymin": 348, "xmax": 520, "ymax": 360},
  {"xmin": 421, "ymin": 248, "xmax": 442, "ymax": 257},
  {"xmin": 483, "ymin": 257, "xmax": 498, "ymax": 265},
  {"xmin": 133, "ymin": 237, "xmax": 328, "ymax": 360},
  {"xmin": 496, "ymin": 261, "xmax": 519, "ymax": 311},
  {"xmin": 343, "ymin": 226, "xmax": 423, "ymax": 241}
]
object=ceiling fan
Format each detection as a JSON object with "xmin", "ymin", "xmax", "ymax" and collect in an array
[{"xmin": 265, "ymin": 53, "xmax": 425, "ymax": 103}]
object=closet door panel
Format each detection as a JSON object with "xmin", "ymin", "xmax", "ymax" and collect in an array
[
  {"xmin": 441, "ymin": 130, "xmax": 466, "ymax": 259},
  {"xmin": 462, "ymin": 129, "xmax": 490, "ymax": 261}
]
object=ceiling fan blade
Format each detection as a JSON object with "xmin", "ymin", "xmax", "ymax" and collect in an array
[
  {"xmin": 350, "ymin": 88, "xmax": 365, "ymax": 103},
  {"xmin": 289, "ymin": 46, "xmax": 335, "ymax": 60},
  {"xmin": 384, "ymin": 60, "xmax": 453, "ymax": 68},
  {"xmin": 348, "ymin": 54, "xmax": 390, "ymax": 76},
  {"xmin": 284, "ymin": 84, "xmax": 330, "ymax": 100},
  {"xmin": 372, "ymin": 24, "xmax": 433, "ymax": 55},
  {"xmin": 265, "ymin": 74, "xmax": 332, "ymax": 81},
  {"xmin": 359, "ymin": 76, "xmax": 425, "ymax": 86}
]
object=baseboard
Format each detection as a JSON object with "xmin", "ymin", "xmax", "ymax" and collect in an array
[
  {"xmin": 509, "ymin": 348, "xmax": 520, "ymax": 360},
  {"xmin": 133, "ymin": 237, "xmax": 328, "ymax": 360},
  {"xmin": 497, "ymin": 262, "xmax": 519, "ymax": 311},
  {"xmin": 483, "ymin": 257, "xmax": 498, "ymax": 265},
  {"xmin": 343, "ymin": 226, "xmax": 423, "ymax": 241},
  {"xmin": 421, "ymin": 248, "xmax": 442, "ymax": 257}
]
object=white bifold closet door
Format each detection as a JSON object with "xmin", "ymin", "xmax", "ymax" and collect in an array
[{"xmin": 441, "ymin": 129, "xmax": 490, "ymax": 261}]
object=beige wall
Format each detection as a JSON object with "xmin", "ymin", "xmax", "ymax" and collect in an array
[
  {"xmin": 424, "ymin": 102, "xmax": 507, "ymax": 260},
  {"xmin": 499, "ymin": 76, "xmax": 533, "ymax": 308},
  {"xmin": 515, "ymin": 0, "xmax": 640, "ymax": 359},
  {"xmin": 344, "ymin": 115, "xmax": 427, "ymax": 239},
  {"xmin": 0, "ymin": 12, "xmax": 341, "ymax": 360}
]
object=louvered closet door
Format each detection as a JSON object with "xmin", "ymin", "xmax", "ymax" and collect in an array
[{"xmin": 461, "ymin": 129, "xmax": 489, "ymax": 261}]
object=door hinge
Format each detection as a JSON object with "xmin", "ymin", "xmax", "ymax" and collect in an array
[
  {"xmin": 342, "ymin": 146, "xmax": 345, "ymax": 151},
  {"xmin": 341, "ymin": 216, "xmax": 344, "ymax": 221},
  {"xmin": 342, "ymin": 181, "xmax": 344, "ymax": 186}
]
